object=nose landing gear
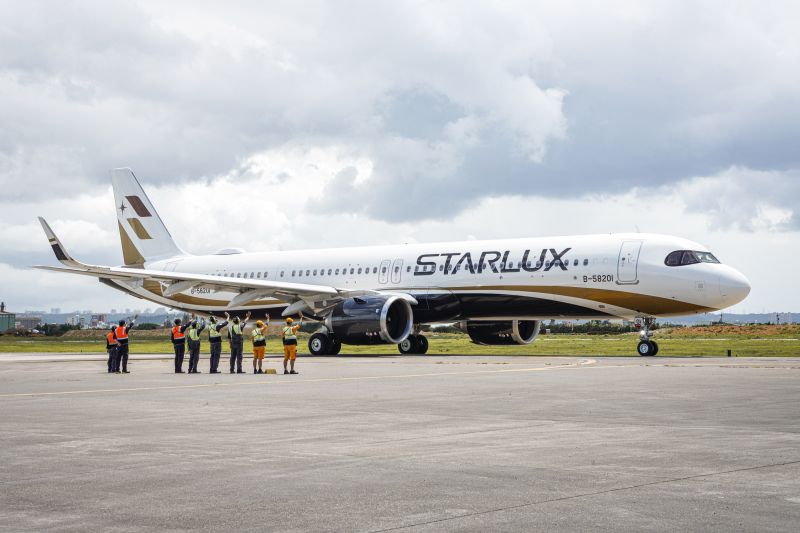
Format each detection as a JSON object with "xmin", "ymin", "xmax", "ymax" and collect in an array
[{"xmin": 635, "ymin": 317, "xmax": 659, "ymax": 356}]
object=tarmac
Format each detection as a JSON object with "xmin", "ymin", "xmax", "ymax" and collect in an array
[{"xmin": 1, "ymin": 354, "xmax": 799, "ymax": 532}]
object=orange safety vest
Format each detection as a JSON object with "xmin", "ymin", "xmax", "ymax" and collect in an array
[
  {"xmin": 115, "ymin": 326, "xmax": 128, "ymax": 340},
  {"xmin": 106, "ymin": 332, "xmax": 117, "ymax": 345},
  {"xmin": 172, "ymin": 325, "xmax": 184, "ymax": 340}
]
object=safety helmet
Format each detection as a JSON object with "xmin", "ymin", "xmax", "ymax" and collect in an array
[
  {"xmin": 256, "ymin": 320, "xmax": 263, "ymax": 327},
  {"xmin": 286, "ymin": 317, "xmax": 293, "ymax": 324}
]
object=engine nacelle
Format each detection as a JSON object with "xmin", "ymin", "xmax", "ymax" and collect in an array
[
  {"xmin": 324, "ymin": 295, "xmax": 414, "ymax": 345},
  {"xmin": 461, "ymin": 320, "xmax": 541, "ymax": 345}
]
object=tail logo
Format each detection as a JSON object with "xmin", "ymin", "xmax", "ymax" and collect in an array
[
  {"xmin": 124, "ymin": 196, "xmax": 152, "ymax": 217},
  {"xmin": 118, "ymin": 201, "xmax": 127, "ymax": 215}
]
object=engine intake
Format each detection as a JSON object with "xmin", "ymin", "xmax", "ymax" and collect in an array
[
  {"xmin": 325, "ymin": 295, "xmax": 413, "ymax": 345},
  {"xmin": 462, "ymin": 320, "xmax": 541, "ymax": 345}
]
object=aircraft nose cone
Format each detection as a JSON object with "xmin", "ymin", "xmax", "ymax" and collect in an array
[{"xmin": 719, "ymin": 268, "xmax": 751, "ymax": 306}]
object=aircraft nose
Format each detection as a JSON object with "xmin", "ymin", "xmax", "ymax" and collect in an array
[{"xmin": 718, "ymin": 267, "xmax": 751, "ymax": 306}]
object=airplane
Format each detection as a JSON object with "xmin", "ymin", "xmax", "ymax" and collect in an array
[{"xmin": 35, "ymin": 168, "xmax": 751, "ymax": 356}]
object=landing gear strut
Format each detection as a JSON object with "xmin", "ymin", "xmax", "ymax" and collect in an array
[
  {"xmin": 398, "ymin": 334, "xmax": 429, "ymax": 355},
  {"xmin": 308, "ymin": 331, "xmax": 342, "ymax": 356},
  {"xmin": 635, "ymin": 317, "xmax": 659, "ymax": 356}
]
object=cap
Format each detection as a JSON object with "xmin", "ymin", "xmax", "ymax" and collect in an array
[
  {"xmin": 256, "ymin": 320, "xmax": 263, "ymax": 327},
  {"xmin": 286, "ymin": 317, "xmax": 293, "ymax": 324}
]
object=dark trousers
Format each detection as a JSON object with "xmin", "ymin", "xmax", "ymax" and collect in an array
[
  {"xmin": 209, "ymin": 341, "xmax": 221, "ymax": 372},
  {"xmin": 116, "ymin": 342, "xmax": 129, "ymax": 372},
  {"xmin": 107, "ymin": 347, "xmax": 117, "ymax": 372},
  {"xmin": 174, "ymin": 343, "xmax": 185, "ymax": 372},
  {"xmin": 230, "ymin": 341, "xmax": 243, "ymax": 372},
  {"xmin": 188, "ymin": 340, "xmax": 200, "ymax": 372}
]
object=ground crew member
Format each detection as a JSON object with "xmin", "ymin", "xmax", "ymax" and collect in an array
[
  {"xmin": 106, "ymin": 326, "xmax": 118, "ymax": 373},
  {"xmin": 186, "ymin": 316, "xmax": 206, "ymax": 374},
  {"xmin": 171, "ymin": 318, "xmax": 190, "ymax": 373},
  {"xmin": 251, "ymin": 315, "xmax": 269, "ymax": 374},
  {"xmin": 228, "ymin": 311, "xmax": 251, "ymax": 374},
  {"xmin": 282, "ymin": 314, "xmax": 303, "ymax": 375},
  {"xmin": 207, "ymin": 314, "xmax": 229, "ymax": 373},
  {"xmin": 113, "ymin": 315, "xmax": 137, "ymax": 373}
]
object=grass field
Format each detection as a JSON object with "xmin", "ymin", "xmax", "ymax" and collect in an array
[{"xmin": 1, "ymin": 325, "xmax": 798, "ymax": 357}]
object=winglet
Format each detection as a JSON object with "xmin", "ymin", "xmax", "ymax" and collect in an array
[{"xmin": 37, "ymin": 217, "xmax": 81, "ymax": 268}]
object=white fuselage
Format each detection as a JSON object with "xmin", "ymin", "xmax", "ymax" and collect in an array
[{"xmin": 114, "ymin": 232, "xmax": 750, "ymax": 322}]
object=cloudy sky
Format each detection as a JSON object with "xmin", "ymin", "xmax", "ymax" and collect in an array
[{"xmin": 1, "ymin": 0, "xmax": 798, "ymax": 314}]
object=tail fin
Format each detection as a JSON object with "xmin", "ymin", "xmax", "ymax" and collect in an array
[{"xmin": 111, "ymin": 168, "xmax": 185, "ymax": 266}]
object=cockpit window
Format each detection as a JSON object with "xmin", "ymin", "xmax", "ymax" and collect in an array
[{"xmin": 665, "ymin": 250, "xmax": 721, "ymax": 267}]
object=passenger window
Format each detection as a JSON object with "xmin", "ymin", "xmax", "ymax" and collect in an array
[
  {"xmin": 327, "ymin": 269, "xmax": 332, "ymax": 275},
  {"xmin": 382, "ymin": 267, "xmax": 387, "ymax": 274},
  {"xmin": 256, "ymin": 272, "xmax": 261, "ymax": 278},
  {"xmin": 280, "ymin": 271, "xmax": 284, "ymax": 277},
  {"xmin": 291, "ymin": 270, "xmax": 296, "ymax": 276},
  {"xmin": 313, "ymin": 269, "xmax": 317, "ymax": 276},
  {"xmin": 306, "ymin": 270, "xmax": 310, "ymax": 276},
  {"xmin": 439, "ymin": 265, "xmax": 443, "ymax": 271},
  {"xmin": 583, "ymin": 259, "xmax": 588, "ymax": 266},
  {"xmin": 573, "ymin": 259, "xmax": 578, "ymax": 266},
  {"xmin": 350, "ymin": 268, "xmax": 354, "ymax": 274},
  {"xmin": 298, "ymin": 271, "xmax": 302, "ymax": 277},
  {"xmin": 414, "ymin": 266, "xmax": 419, "ymax": 272},
  {"xmin": 373, "ymin": 267, "xmax": 378, "ymax": 274},
  {"xmin": 357, "ymin": 267, "xmax": 362, "ymax": 274},
  {"xmin": 236, "ymin": 273, "xmax": 241, "ymax": 278},
  {"xmin": 335, "ymin": 268, "xmax": 339, "ymax": 275},
  {"xmin": 406, "ymin": 266, "xmax": 411, "ymax": 272}
]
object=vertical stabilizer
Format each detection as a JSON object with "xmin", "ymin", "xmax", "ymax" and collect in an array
[{"xmin": 111, "ymin": 168, "xmax": 185, "ymax": 266}]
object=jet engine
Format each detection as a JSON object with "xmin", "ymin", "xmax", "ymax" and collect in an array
[
  {"xmin": 324, "ymin": 295, "xmax": 414, "ymax": 345},
  {"xmin": 461, "ymin": 320, "xmax": 541, "ymax": 345}
]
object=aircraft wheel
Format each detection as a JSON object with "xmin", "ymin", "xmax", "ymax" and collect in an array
[
  {"xmin": 398, "ymin": 336, "xmax": 418, "ymax": 354},
  {"xmin": 416, "ymin": 335, "xmax": 429, "ymax": 354},
  {"xmin": 308, "ymin": 333, "xmax": 330, "ymax": 356},
  {"xmin": 329, "ymin": 339, "xmax": 342, "ymax": 355},
  {"xmin": 650, "ymin": 340, "xmax": 659, "ymax": 356},
  {"xmin": 637, "ymin": 340, "xmax": 654, "ymax": 356}
]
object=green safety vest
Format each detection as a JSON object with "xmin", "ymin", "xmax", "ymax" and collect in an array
[
  {"xmin": 188, "ymin": 327, "xmax": 200, "ymax": 341},
  {"xmin": 231, "ymin": 323, "xmax": 242, "ymax": 339},
  {"xmin": 252, "ymin": 328, "xmax": 265, "ymax": 343},
  {"xmin": 208, "ymin": 323, "xmax": 220, "ymax": 339},
  {"xmin": 282, "ymin": 325, "xmax": 297, "ymax": 340}
]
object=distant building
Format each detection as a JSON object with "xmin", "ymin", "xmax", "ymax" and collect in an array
[
  {"xmin": 50, "ymin": 308, "xmax": 61, "ymax": 314},
  {"xmin": 90, "ymin": 314, "xmax": 107, "ymax": 328},
  {"xmin": 0, "ymin": 302, "xmax": 15, "ymax": 333},
  {"xmin": 16, "ymin": 314, "xmax": 43, "ymax": 331}
]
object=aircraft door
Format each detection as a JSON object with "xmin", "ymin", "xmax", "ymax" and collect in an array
[
  {"xmin": 379, "ymin": 259, "xmax": 391, "ymax": 284},
  {"xmin": 617, "ymin": 241, "xmax": 642, "ymax": 284},
  {"xmin": 391, "ymin": 258, "xmax": 403, "ymax": 284}
]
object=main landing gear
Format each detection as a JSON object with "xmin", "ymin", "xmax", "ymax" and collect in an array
[
  {"xmin": 398, "ymin": 334, "xmax": 429, "ymax": 355},
  {"xmin": 636, "ymin": 317, "xmax": 659, "ymax": 356},
  {"xmin": 308, "ymin": 332, "xmax": 342, "ymax": 356}
]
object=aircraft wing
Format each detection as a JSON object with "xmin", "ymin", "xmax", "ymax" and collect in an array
[{"xmin": 33, "ymin": 217, "xmax": 416, "ymax": 314}]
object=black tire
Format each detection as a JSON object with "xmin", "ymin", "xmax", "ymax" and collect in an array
[
  {"xmin": 329, "ymin": 339, "xmax": 342, "ymax": 355},
  {"xmin": 650, "ymin": 340, "xmax": 659, "ymax": 356},
  {"xmin": 398, "ymin": 335, "xmax": 418, "ymax": 354},
  {"xmin": 637, "ymin": 340, "xmax": 653, "ymax": 356},
  {"xmin": 416, "ymin": 335, "xmax": 429, "ymax": 354},
  {"xmin": 308, "ymin": 333, "xmax": 330, "ymax": 356}
]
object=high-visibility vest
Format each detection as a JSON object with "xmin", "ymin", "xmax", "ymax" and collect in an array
[
  {"xmin": 106, "ymin": 332, "xmax": 117, "ymax": 345},
  {"xmin": 252, "ymin": 327, "xmax": 265, "ymax": 343},
  {"xmin": 208, "ymin": 323, "xmax": 220, "ymax": 339},
  {"xmin": 115, "ymin": 326, "xmax": 128, "ymax": 341},
  {"xmin": 188, "ymin": 326, "xmax": 200, "ymax": 341},
  {"xmin": 172, "ymin": 325, "xmax": 185, "ymax": 340},
  {"xmin": 282, "ymin": 325, "xmax": 297, "ymax": 341},
  {"xmin": 231, "ymin": 323, "xmax": 243, "ymax": 339}
]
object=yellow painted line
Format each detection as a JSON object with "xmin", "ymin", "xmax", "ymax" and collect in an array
[{"xmin": 0, "ymin": 359, "xmax": 596, "ymax": 399}]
